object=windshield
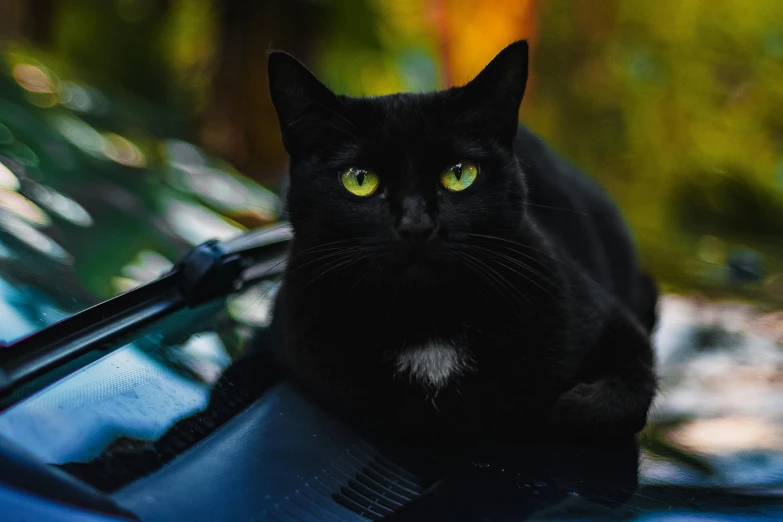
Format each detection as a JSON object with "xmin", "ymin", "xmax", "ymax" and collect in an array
[
  {"xmin": 0, "ymin": 58, "xmax": 281, "ymax": 343},
  {"xmin": 0, "ymin": 278, "xmax": 277, "ymax": 464}
]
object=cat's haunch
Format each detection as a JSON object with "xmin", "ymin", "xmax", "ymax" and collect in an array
[{"xmin": 268, "ymin": 40, "xmax": 657, "ymax": 445}]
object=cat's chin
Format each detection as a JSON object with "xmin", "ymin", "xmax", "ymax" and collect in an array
[{"xmin": 403, "ymin": 262, "xmax": 433, "ymax": 283}]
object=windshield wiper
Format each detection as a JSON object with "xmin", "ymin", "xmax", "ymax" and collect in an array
[{"xmin": 0, "ymin": 224, "xmax": 292, "ymax": 398}]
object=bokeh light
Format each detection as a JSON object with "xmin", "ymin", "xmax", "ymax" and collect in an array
[
  {"xmin": 103, "ymin": 132, "xmax": 147, "ymax": 168},
  {"xmin": 163, "ymin": 198, "xmax": 243, "ymax": 245},
  {"xmin": 0, "ymin": 188, "xmax": 50, "ymax": 226},
  {"xmin": 0, "ymin": 214, "xmax": 71, "ymax": 263},
  {"xmin": 0, "ymin": 123, "xmax": 13, "ymax": 145},
  {"xmin": 0, "ymin": 160, "xmax": 20, "ymax": 191},
  {"xmin": 27, "ymin": 183, "xmax": 93, "ymax": 227},
  {"xmin": 49, "ymin": 114, "xmax": 108, "ymax": 158},
  {"xmin": 670, "ymin": 417, "xmax": 783, "ymax": 455},
  {"xmin": 12, "ymin": 63, "xmax": 55, "ymax": 94}
]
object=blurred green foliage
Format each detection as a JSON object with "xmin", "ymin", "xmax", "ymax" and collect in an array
[
  {"xmin": 2, "ymin": 0, "xmax": 783, "ymax": 304},
  {"xmin": 522, "ymin": 0, "xmax": 783, "ymax": 301}
]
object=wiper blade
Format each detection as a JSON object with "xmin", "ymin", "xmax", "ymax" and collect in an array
[{"xmin": 0, "ymin": 224, "xmax": 292, "ymax": 397}]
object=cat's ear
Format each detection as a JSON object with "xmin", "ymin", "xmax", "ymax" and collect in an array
[
  {"xmin": 267, "ymin": 51, "xmax": 342, "ymax": 153},
  {"xmin": 459, "ymin": 40, "xmax": 529, "ymax": 144}
]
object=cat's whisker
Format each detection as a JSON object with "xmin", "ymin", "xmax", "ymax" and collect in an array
[
  {"xmin": 245, "ymin": 204, "xmax": 283, "ymax": 214},
  {"xmin": 236, "ymin": 276, "xmax": 283, "ymax": 317},
  {"xmin": 470, "ymin": 248, "xmax": 561, "ymax": 303},
  {"xmin": 522, "ymin": 202, "xmax": 590, "ymax": 216},
  {"xmin": 310, "ymin": 101, "xmax": 358, "ymax": 130},
  {"xmin": 463, "ymin": 257, "xmax": 526, "ymax": 324},
  {"xmin": 287, "ymin": 238, "xmax": 368, "ymax": 263},
  {"xmin": 469, "ymin": 233, "xmax": 590, "ymax": 281},
  {"xmin": 293, "ymin": 237, "xmax": 362, "ymax": 256},
  {"xmin": 386, "ymin": 284, "xmax": 400, "ymax": 323},
  {"xmin": 292, "ymin": 245, "xmax": 364, "ymax": 262},
  {"xmin": 454, "ymin": 255, "xmax": 496, "ymax": 304},
  {"xmin": 303, "ymin": 253, "xmax": 369, "ymax": 288},
  {"xmin": 286, "ymin": 106, "xmax": 357, "ymax": 143},
  {"xmin": 467, "ymin": 233, "xmax": 555, "ymax": 269},
  {"xmin": 462, "ymin": 243, "xmax": 568, "ymax": 307},
  {"xmin": 237, "ymin": 256, "xmax": 290, "ymax": 286},
  {"xmin": 466, "ymin": 243, "xmax": 559, "ymax": 289},
  {"xmin": 467, "ymin": 233, "xmax": 616, "ymax": 301},
  {"xmin": 457, "ymin": 251, "xmax": 529, "ymax": 319},
  {"xmin": 277, "ymin": 246, "xmax": 373, "ymax": 299},
  {"xmin": 294, "ymin": 246, "xmax": 356, "ymax": 258},
  {"xmin": 347, "ymin": 260, "xmax": 377, "ymax": 294},
  {"xmin": 300, "ymin": 250, "xmax": 371, "ymax": 291},
  {"xmin": 286, "ymin": 247, "xmax": 366, "ymax": 276}
]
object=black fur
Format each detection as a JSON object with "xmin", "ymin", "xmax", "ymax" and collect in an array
[{"xmin": 268, "ymin": 41, "xmax": 657, "ymax": 446}]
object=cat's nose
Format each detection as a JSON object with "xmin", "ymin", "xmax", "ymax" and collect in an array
[{"xmin": 397, "ymin": 196, "xmax": 437, "ymax": 244}]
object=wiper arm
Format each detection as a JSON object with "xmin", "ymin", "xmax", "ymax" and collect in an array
[
  {"xmin": 177, "ymin": 223, "xmax": 292, "ymax": 304},
  {"xmin": 0, "ymin": 223, "xmax": 292, "ymax": 398}
]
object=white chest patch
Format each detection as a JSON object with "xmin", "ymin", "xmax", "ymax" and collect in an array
[{"xmin": 395, "ymin": 342, "xmax": 468, "ymax": 389}]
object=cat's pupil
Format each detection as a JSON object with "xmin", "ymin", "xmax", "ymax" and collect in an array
[
  {"xmin": 356, "ymin": 171, "xmax": 365, "ymax": 185},
  {"xmin": 454, "ymin": 165, "xmax": 463, "ymax": 181}
]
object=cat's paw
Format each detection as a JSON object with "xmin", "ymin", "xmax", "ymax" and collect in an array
[{"xmin": 546, "ymin": 379, "xmax": 650, "ymax": 437}]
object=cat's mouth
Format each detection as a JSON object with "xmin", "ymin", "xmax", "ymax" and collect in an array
[
  {"xmin": 400, "ymin": 252, "xmax": 444, "ymax": 284},
  {"xmin": 389, "ymin": 242, "xmax": 450, "ymax": 284},
  {"xmin": 400, "ymin": 243, "xmax": 432, "ymax": 263}
]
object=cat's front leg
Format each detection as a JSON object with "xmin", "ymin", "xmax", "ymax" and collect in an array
[{"xmin": 546, "ymin": 310, "xmax": 657, "ymax": 438}]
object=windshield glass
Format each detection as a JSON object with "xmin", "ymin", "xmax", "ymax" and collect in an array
[
  {"xmin": 0, "ymin": 278, "xmax": 277, "ymax": 464},
  {"xmin": 0, "ymin": 55, "xmax": 281, "ymax": 343}
]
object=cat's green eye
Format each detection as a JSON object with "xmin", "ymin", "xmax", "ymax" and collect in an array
[
  {"xmin": 340, "ymin": 167, "xmax": 380, "ymax": 197},
  {"xmin": 440, "ymin": 161, "xmax": 478, "ymax": 192}
]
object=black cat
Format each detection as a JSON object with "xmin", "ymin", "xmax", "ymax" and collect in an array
[
  {"xmin": 58, "ymin": 41, "xmax": 656, "ymax": 492},
  {"xmin": 267, "ymin": 40, "xmax": 658, "ymax": 445}
]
